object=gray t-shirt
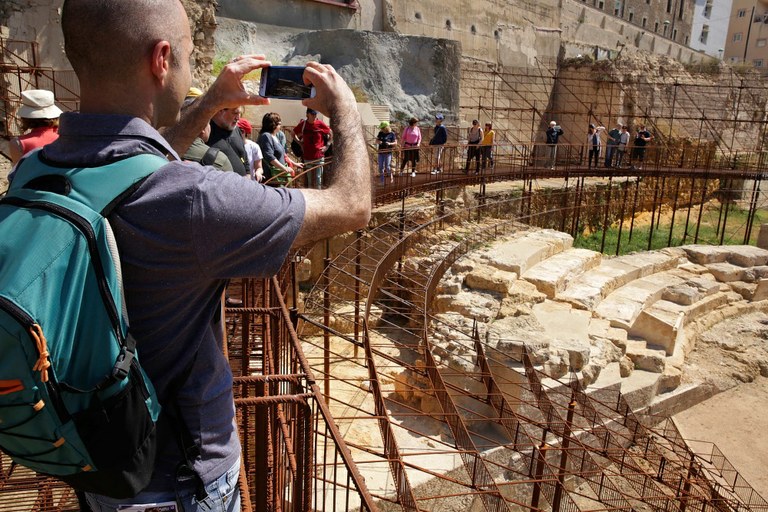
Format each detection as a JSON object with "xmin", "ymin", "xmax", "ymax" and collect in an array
[{"xmin": 38, "ymin": 112, "xmax": 306, "ymax": 491}]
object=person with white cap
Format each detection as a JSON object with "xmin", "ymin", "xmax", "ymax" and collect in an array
[
  {"xmin": 429, "ymin": 113, "xmax": 448, "ymax": 174},
  {"xmin": 545, "ymin": 120, "xmax": 564, "ymax": 169},
  {"xmin": 9, "ymin": 89, "xmax": 63, "ymax": 164}
]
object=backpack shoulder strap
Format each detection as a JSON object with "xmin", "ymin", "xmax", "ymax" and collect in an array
[
  {"xmin": 9, "ymin": 153, "xmax": 169, "ymax": 215},
  {"xmin": 201, "ymin": 147, "xmax": 221, "ymax": 167}
]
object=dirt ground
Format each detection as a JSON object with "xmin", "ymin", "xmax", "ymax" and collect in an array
[
  {"xmin": 674, "ymin": 378, "xmax": 768, "ymax": 499},
  {"xmin": 674, "ymin": 311, "xmax": 768, "ymax": 500}
]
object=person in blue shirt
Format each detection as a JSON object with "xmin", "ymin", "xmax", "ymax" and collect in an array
[
  {"xmin": 429, "ymin": 113, "xmax": 448, "ymax": 174},
  {"xmin": 375, "ymin": 121, "xmax": 397, "ymax": 184}
]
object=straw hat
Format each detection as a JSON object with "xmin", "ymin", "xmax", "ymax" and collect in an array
[{"xmin": 19, "ymin": 90, "xmax": 62, "ymax": 120}]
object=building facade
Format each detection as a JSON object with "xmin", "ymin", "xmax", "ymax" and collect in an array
[
  {"xmin": 689, "ymin": 0, "xmax": 732, "ymax": 57},
  {"xmin": 723, "ymin": 0, "xmax": 768, "ymax": 73},
  {"xmin": 578, "ymin": 0, "xmax": 695, "ymax": 45}
]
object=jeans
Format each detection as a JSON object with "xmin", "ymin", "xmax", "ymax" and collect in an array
[
  {"xmin": 305, "ymin": 157, "xmax": 325, "ymax": 189},
  {"xmin": 546, "ymin": 144, "xmax": 557, "ymax": 168},
  {"xmin": 378, "ymin": 152, "xmax": 392, "ymax": 181},
  {"xmin": 481, "ymin": 146, "xmax": 493, "ymax": 169},
  {"xmin": 85, "ymin": 459, "xmax": 241, "ymax": 512},
  {"xmin": 604, "ymin": 144, "xmax": 617, "ymax": 167},
  {"xmin": 588, "ymin": 147, "xmax": 599, "ymax": 168}
]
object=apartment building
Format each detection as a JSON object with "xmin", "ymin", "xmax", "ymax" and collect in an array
[
  {"xmin": 690, "ymin": 0, "xmax": 732, "ymax": 57},
  {"xmin": 723, "ymin": 0, "xmax": 768, "ymax": 73}
]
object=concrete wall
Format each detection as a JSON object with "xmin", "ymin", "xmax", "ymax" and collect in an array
[
  {"xmin": 385, "ymin": 0, "xmax": 562, "ymax": 68},
  {"xmin": 689, "ymin": 0, "xmax": 731, "ymax": 57},
  {"xmin": 561, "ymin": 0, "xmax": 713, "ymax": 63}
]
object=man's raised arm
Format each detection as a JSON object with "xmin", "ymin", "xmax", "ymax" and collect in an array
[
  {"xmin": 161, "ymin": 55, "xmax": 271, "ymax": 154},
  {"xmin": 292, "ymin": 62, "xmax": 372, "ymax": 247}
]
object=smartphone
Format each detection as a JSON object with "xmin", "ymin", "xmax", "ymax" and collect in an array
[{"xmin": 258, "ymin": 66, "xmax": 316, "ymax": 100}]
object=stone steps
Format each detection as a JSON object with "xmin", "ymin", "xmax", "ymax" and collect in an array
[
  {"xmin": 474, "ymin": 228, "xmax": 574, "ymax": 276},
  {"xmin": 558, "ymin": 249, "xmax": 683, "ymax": 311},
  {"xmin": 522, "ymin": 248, "xmax": 603, "ymax": 298},
  {"xmin": 437, "ymin": 236, "xmax": 768, "ymax": 419}
]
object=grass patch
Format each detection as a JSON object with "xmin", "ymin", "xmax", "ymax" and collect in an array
[{"xmin": 575, "ymin": 203, "xmax": 768, "ymax": 255}]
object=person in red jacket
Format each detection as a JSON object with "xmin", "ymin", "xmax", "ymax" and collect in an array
[
  {"xmin": 10, "ymin": 89, "xmax": 62, "ymax": 164},
  {"xmin": 293, "ymin": 108, "xmax": 332, "ymax": 188}
]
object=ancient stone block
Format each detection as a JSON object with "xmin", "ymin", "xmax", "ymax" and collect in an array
[
  {"xmin": 619, "ymin": 356, "xmax": 634, "ymax": 378},
  {"xmin": 465, "ymin": 265, "xmax": 516, "ymax": 295},
  {"xmin": 662, "ymin": 284, "xmax": 700, "ymax": 305},
  {"xmin": 658, "ymin": 366, "xmax": 682, "ymax": 393},
  {"xmin": 626, "ymin": 348, "xmax": 666, "ymax": 373},
  {"xmin": 705, "ymin": 262, "xmax": 753, "ymax": 283},
  {"xmin": 752, "ymin": 278, "xmax": 768, "ymax": 302}
]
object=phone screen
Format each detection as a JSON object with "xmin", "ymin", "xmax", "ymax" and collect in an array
[{"xmin": 259, "ymin": 66, "xmax": 315, "ymax": 99}]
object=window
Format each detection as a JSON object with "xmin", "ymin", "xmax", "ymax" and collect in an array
[
  {"xmin": 646, "ymin": 0, "xmax": 650, "ymax": 4},
  {"xmin": 757, "ymin": 38, "xmax": 767, "ymax": 47},
  {"xmin": 673, "ymin": 28, "xmax": 677, "ymax": 40},
  {"xmin": 738, "ymin": 8, "xmax": 746, "ymax": 17},
  {"xmin": 666, "ymin": 0, "xmax": 672, "ymax": 13},
  {"xmin": 614, "ymin": 0, "xmax": 622, "ymax": 16},
  {"xmin": 655, "ymin": 21, "xmax": 659, "ymax": 32},
  {"xmin": 754, "ymin": 59, "xmax": 764, "ymax": 67},
  {"xmin": 700, "ymin": 25, "xmax": 709, "ymax": 44},
  {"xmin": 642, "ymin": 16, "xmax": 648, "ymax": 27},
  {"xmin": 598, "ymin": 0, "xmax": 605, "ymax": 9},
  {"xmin": 628, "ymin": 9, "xmax": 634, "ymax": 21},
  {"xmin": 678, "ymin": 0, "xmax": 684, "ymax": 20},
  {"xmin": 704, "ymin": 0, "xmax": 712, "ymax": 17},
  {"xmin": 733, "ymin": 32, "xmax": 743, "ymax": 42}
]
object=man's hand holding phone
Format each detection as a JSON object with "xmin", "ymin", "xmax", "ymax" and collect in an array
[{"xmin": 259, "ymin": 66, "xmax": 316, "ymax": 100}]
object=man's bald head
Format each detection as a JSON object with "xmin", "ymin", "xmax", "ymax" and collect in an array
[{"xmin": 62, "ymin": 0, "xmax": 188, "ymax": 83}]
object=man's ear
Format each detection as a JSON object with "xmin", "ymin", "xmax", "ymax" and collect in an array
[{"xmin": 150, "ymin": 40, "xmax": 173, "ymax": 84}]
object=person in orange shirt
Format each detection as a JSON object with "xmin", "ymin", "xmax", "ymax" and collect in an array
[{"xmin": 9, "ymin": 89, "xmax": 62, "ymax": 164}]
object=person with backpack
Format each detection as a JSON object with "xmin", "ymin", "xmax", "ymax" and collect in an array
[
  {"xmin": 604, "ymin": 123, "xmax": 621, "ymax": 168},
  {"xmin": 207, "ymin": 105, "xmax": 249, "ymax": 176},
  {"xmin": 429, "ymin": 113, "xmax": 448, "ymax": 174},
  {"xmin": 293, "ymin": 108, "xmax": 332, "ymax": 189},
  {"xmin": 4, "ymin": 1, "xmax": 372, "ymax": 510},
  {"xmin": 464, "ymin": 119, "xmax": 483, "ymax": 174},
  {"xmin": 631, "ymin": 124, "xmax": 653, "ymax": 170},
  {"xmin": 616, "ymin": 125, "xmax": 630, "ymax": 168},
  {"xmin": 180, "ymin": 92, "xmax": 234, "ymax": 172}
]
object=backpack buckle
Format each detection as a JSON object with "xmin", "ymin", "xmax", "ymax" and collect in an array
[{"xmin": 112, "ymin": 346, "xmax": 135, "ymax": 380}]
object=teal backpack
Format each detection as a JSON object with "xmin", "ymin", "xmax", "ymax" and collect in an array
[{"xmin": 0, "ymin": 152, "xmax": 167, "ymax": 498}]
